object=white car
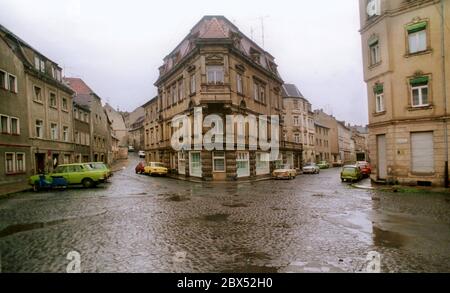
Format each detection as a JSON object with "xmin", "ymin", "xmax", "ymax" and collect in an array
[
  {"xmin": 302, "ymin": 163, "xmax": 320, "ymax": 174},
  {"xmin": 273, "ymin": 164, "xmax": 297, "ymax": 180},
  {"xmin": 138, "ymin": 151, "xmax": 145, "ymax": 158}
]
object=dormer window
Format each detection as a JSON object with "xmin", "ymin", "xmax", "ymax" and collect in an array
[
  {"xmin": 34, "ymin": 56, "xmax": 45, "ymax": 73},
  {"xmin": 250, "ymin": 48, "xmax": 261, "ymax": 64}
]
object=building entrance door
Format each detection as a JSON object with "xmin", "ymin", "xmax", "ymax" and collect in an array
[{"xmin": 35, "ymin": 153, "xmax": 45, "ymax": 174}]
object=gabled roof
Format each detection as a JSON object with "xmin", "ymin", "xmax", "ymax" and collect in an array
[
  {"xmin": 64, "ymin": 77, "xmax": 95, "ymax": 95},
  {"xmin": 282, "ymin": 84, "xmax": 304, "ymax": 99},
  {"xmin": 200, "ymin": 17, "xmax": 229, "ymax": 39},
  {"xmin": 156, "ymin": 16, "xmax": 282, "ymax": 84}
]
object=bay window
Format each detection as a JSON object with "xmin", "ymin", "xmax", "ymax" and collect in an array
[{"xmin": 206, "ymin": 66, "xmax": 224, "ymax": 84}]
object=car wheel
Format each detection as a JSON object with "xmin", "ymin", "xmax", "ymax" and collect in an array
[{"xmin": 82, "ymin": 178, "xmax": 95, "ymax": 188}]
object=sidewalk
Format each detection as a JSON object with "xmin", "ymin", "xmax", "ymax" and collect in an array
[
  {"xmin": 0, "ymin": 181, "xmax": 30, "ymax": 198},
  {"xmin": 352, "ymin": 178, "xmax": 450, "ymax": 194}
]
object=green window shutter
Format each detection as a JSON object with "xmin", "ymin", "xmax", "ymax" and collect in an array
[
  {"xmin": 410, "ymin": 76, "xmax": 429, "ymax": 86},
  {"xmin": 407, "ymin": 22, "xmax": 427, "ymax": 34},
  {"xmin": 373, "ymin": 84, "xmax": 384, "ymax": 94}
]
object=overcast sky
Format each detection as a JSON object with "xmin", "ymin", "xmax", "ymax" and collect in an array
[{"xmin": 0, "ymin": 0, "xmax": 368, "ymax": 125}]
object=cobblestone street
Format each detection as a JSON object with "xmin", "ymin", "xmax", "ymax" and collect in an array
[{"xmin": 0, "ymin": 155, "xmax": 449, "ymax": 273}]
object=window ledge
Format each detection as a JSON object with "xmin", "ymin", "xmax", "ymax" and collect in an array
[
  {"xmin": 6, "ymin": 172, "xmax": 26, "ymax": 176},
  {"xmin": 254, "ymin": 99, "xmax": 267, "ymax": 106},
  {"xmin": 407, "ymin": 105, "xmax": 433, "ymax": 111},
  {"xmin": 373, "ymin": 111, "xmax": 386, "ymax": 116},
  {"xmin": 189, "ymin": 92, "xmax": 196, "ymax": 97},
  {"xmin": 368, "ymin": 62, "xmax": 382, "ymax": 69},
  {"xmin": 410, "ymin": 172, "xmax": 435, "ymax": 177},
  {"xmin": 50, "ymin": 106, "xmax": 58, "ymax": 110},
  {"xmin": 33, "ymin": 100, "xmax": 44, "ymax": 105},
  {"xmin": 405, "ymin": 49, "xmax": 432, "ymax": 58}
]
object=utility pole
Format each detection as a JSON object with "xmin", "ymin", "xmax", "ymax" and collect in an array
[{"xmin": 441, "ymin": 0, "xmax": 449, "ymax": 187}]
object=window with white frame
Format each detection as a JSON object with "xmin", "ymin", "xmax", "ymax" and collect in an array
[
  {"xmin": 294, "ymin": 133, "xmax": 301, "ymax": 143},
  {"xmin": 236, "ymin": 73, "xmax": 243, "ymax": 94},
  {"xmin": 34, "ymin": 56, "xmax": 40, "ymax": 71},
  {"xmin": 75, "ymin": 131, "xmax": 80, "ymax": 144},
  {"xmin": 62, "ymin": 97, "xmax": 68, "ymax": 111},
  {"xmin": 34, "ymin": 86, "xmax": 42, "ymax": 102},
  {"xmin": 56, "ymin": 69, "xmax": 62, "ymax": 81},
  {"xmin": 49, "ymin": 93, "xmax": 57, "ymax": 108},
  {"xmin": 293, "ymin": 116, "xmax": 300, "ymax": 126},
  {"xmin": 5, "ymin": 153, "xmax": 14, "ymax": 174},
  {"xmin": 40, "ymin": 60, "xmax": 45, "ymax": 73},
  {"xmin": 35, "ymin": 120, "xmax": 43, "ymax": 138},
  {"xmin": 16, "ymin": 153, "xmax": 25, "ymax": 173},
  {"xmin": 63, "ymin": 126, "xmax": 69, "ymax": 142},
  {"xmin": 253, "ymin": 80, "xmax": 266, "ymax": 103},
  {"xmin": 86, "ymin": 133, "xmax": 90, "ymax": 146},
  {"xmin": 50, "ymin": 123, "xmax": 58, "ymax": 140},
  {"xmin": 178, "ymin": 79, "xmax": 184, "ymax": 101},
  {"xmin": 369, "ymin": 41, "xmax": 380, "ymax": 65},
  {"xmin": 1, "ymin": 115, "xmax": 9, "ymax": 133},
  {"xmin": 256, "ymin": 152, "xmax": 270, "ymax": 175},
  {"xmin": 10, "ymin": 117, "xmax": 19, "ymax": 135},
  {"xmin": 0, "ymin": 70, "xmax": 7, "ymax": 89},
  {"xmin": 411, "ymin": 84, "xmax": 429, "ymax": 107},
  {"xmin": 206, "ymin": 66, "xmax": 224, "ymax": 84},
  {"xmin": 190, "ymin": 74, "xmax": 196, "ymax": 94},
  {"xmin": 171, "ymin": 84, "xmax": 177, "ymax": 104},
  {"xmin": 189, "ymin": 151, "xmax": 202, "ymax": 177},
  {"xmin": 236, "ymin": 151, "xmax": 249, "ymax": 177},
  {"xmin": 408, "ymin": 22, "xmax": 427, "ymax": 54},
  {"xmin": 213, "ymin": 151, "xmax": 225, "ymax": 172},
  {"xmin": 376, "ymin": 93, "xmax": 384, "ymax": 113},
  {"xmin": 8, "ymin": 74, "xmax": 17, "ymax": 93}
]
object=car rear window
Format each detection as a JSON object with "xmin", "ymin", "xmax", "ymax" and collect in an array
[{"xmin": 344, "ymin": 167, "xmax": 355, "ymax": 172}]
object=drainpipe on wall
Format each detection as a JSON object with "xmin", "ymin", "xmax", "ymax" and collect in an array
[{"xmin": 442, "ymin": 0, "xmax": 449, "ymax": 188}]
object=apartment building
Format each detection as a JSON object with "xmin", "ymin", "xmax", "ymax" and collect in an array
[
  {"xmin": 73, "ymin": 102, "xmax": 91, "ymax": 163},
  {"xmin": 0, "ymin": 25, "xmax": 31, "ymax": 185},
  {"xmin": 145, "ymin": 16, "xmax": 300, "ymax": 181},
  {"xmin": 359, "ymin": 0, "xmax": 449, "ymax": 186},
  {"xmin": 315, "ymin": 122, "xmax": 331, "ymax": 163},
  {"xmin": 281, "ymin": 84, "xmax": 314, "ymax": 164},
  {"xmin": 313, "ymin": 109, "xmax": 340, "ymax": 165},
  {"xmin": 64, "ymin": 78, "xmax": 111, "ymax": 164}
]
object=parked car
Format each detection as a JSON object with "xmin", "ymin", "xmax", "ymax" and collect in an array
[
  {"xmin": 317, "ymin": 161, "xmax": 330, "ymax": 169},
  {"xmin": 144, "ymin": 162, "xmax": 168, "ymax": 176},
  {"xmin": 138, "ymin": 150, "xmax": 146, "ymax": 158},
  {"xmin": 29, "ymin": 163, "xmax": 107, "ymax": 189},
  {"xmin": 333, "ymin": 160, "xmax": 343, "ymax": 167},
  {"xmin": 340, "ymin": 165, "xmax": 363, "ymax": 182},
  {"xmin": 273, "ymin": 164, "xmax": 297, "ymax": 180},
  {"xmin": 302, "ymin": 163, "xmax": 320, "ymax": 174},
  {"xmin": 356, "ymin": 161, "xmax": 372, "ymax": 177},
  {"xmin": 88, "ymin": 162, "xmax": 112, "ymax": 178},
  {"xmin": 128, "ymin": 146, "xmax": 135, "ymax": 152},
  {"xmin": 135, "ymin": 161, "xmax": 146, "ymax": 174}
]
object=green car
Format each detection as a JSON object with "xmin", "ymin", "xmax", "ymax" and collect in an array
[
  {"xmin": 87, "ymin": 162, "xmax": 112, "ymax": 179},
  {"xmin": 317, "ymin": 161, "xmax": 330, "ymax": 169},
  {"xmin": 29, "ymin": 163, "xmax": 108, "ymax": 189},
  {"xmin": 340, "ymin": 165, "xmax": 363, "ymax": 182}
]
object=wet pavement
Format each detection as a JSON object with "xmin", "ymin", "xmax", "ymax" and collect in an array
[{"xmin": 0, "ymin": 155, "xmax": 449, "ymax": 273}]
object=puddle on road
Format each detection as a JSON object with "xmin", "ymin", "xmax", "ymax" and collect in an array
[
  {"xmin": 222, "ymin": 202, "xmax": 248, "ymax": 208},
  {"xmin": 158, "ymin": 193, "xmax": 191, "ymax": 202},
  {"xmin": 373, "ymin": 226, "xmax": 407, "ymax": 249},
  {"xmin": 0, "ymin": 219, "xmax": 68, "ymax": 238},
  {"xmin": 202, "ymin": 213, "xmax": 230, "ymax": 222}
]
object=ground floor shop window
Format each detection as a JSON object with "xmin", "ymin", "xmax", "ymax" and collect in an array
[
  {"xmin": 256, "ymin": 152, "xmax": 270, "ymax": 175},
  {"xmin": 189, "ymin": 152, "xmax": 201, "ymax": 177},
  {"xmin": 236, "ymin": 151, "xmax": 249, "ymax": 178},
  {"xmin": 178, "ymin": 152, "xmax": 186, "ymax": 175},
  {"xmin": 213, "ymin": 151, "xmax": 225, "ymax": 172}
]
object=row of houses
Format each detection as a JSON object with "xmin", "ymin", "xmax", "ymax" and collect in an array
[
  {"xmin": 130, "ymin": 16, "xmax": 368, "ymax": 182},
  {"xmin": 0, "ymin": 24, "xmax": 125, "ymax": 187}
]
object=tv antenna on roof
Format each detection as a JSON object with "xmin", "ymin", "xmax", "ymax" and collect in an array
[{"xmin": 259, "ymin": 15, "xmax": 269, "ymax": 49}]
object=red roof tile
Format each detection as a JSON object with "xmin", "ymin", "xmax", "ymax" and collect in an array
[{"xmin": 63, "ymin": 77, "xmax": 94, "ymax": 95}]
